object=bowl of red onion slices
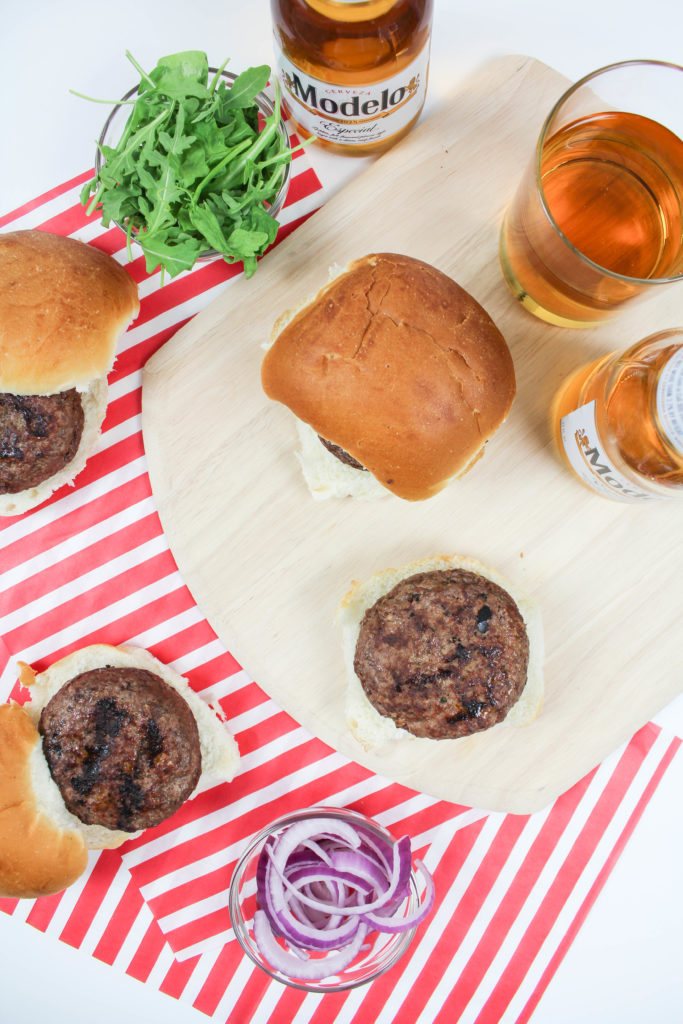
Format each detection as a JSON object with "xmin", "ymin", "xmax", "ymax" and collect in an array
[{"xmin": 228, "ymin": 806, "xmax": 435, "ymax": 991}]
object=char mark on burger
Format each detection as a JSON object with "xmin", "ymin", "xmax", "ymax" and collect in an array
[
  {"xmin": 353, "ymin": 569, "xmax": 529, "ymax": 739},
  {"xmin": 0, "ymin": 390, "xmax": 84, "ymax": 493},
  {"xmin": 39, "ymin": 667, "xmax": 202, "ymax": 832}
]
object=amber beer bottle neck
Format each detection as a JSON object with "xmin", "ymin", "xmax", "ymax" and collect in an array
[{"xmin": 303, "ymin": 0, "xmax": 401, "ymax": 19}]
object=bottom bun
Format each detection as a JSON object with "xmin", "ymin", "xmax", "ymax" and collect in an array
[
  {"xmin": 0, "ymin": 377, "xmax": 108, "ymax": 517},
  {"xmin": 337, "ymin": 554, "xmax": 544, "ymax": 751},
  {"xmin": 0, "ymin": 702, "xmax": 88, "ymax": 898},
  {"xmin": 295, "ymin": 422, "xmax": 487, "ymax": 503},
  {"xmin": 295, "ymin": 421, "xmax": 390, "ymax": 501}
]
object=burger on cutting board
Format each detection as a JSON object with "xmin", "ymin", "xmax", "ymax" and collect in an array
[
  {"xmin": 337, "ymin": 553, "xmax": 544, "ymax": 750},
  {"xmin": 261, "ymin": 252, "xmax": 516, "ymax": 501},
  {"xmin": 261, "ymin": 253, "xmax": 542, "ymax": 745}
]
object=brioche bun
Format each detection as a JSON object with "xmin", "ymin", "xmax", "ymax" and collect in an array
[
  {"xmin": 1, "ymin": 644, "xmax": 239, "ymax": 897},
  {"xmin": 0, "ymin": 230, "xmax": 140, "ymax": 515},
  {"xmin": 0, "ymin": 703, "xmax": 88, "ymax": 899},
  {"xmin": 0, "ymin": 230, "xmax": 139, "ymax": 394},
  {"xmin": 261, "ymin": 253, "xmax": 516, "ymax": 502},
  {"xmin": 337, "ymin": 554, "xmax": 544, "ymax": 751},
  {"xmin": 293, "ymin": 419, "xmax": 390, "ymax": 501}
]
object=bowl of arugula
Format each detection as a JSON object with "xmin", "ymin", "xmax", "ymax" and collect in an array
[{"xmin": 79, "ymin": 50, "xmax": 297, "ymax": 281}]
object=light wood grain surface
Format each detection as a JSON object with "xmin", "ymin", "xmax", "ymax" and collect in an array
[{"xmin": 142, "ymin": 56, "xmax": 683, "ymax": 813}]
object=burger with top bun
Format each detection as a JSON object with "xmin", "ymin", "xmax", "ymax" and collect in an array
[
  {"xmin": 261, "ymin": 253, "xmax": 516, "ymax": 501},
  {"xmin": 0, "ymin": 230, "xmax": 139, "ymax": 515}
]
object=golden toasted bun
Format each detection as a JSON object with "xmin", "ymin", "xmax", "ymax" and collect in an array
[
  {"xmin": 0, "ymin": 230, "xmax": 139, "ymax": 515},
  {"xmin": 0, "ymin": 703, "xmax": 88, "ymax": 898},
  {"xmin": 0, "ymin": 230, "xmax": 139, "ymax": 395},
  {"xmin": 261, "ymin": 254, "xmax": 515, "ymax": 501},
  {"xmin": 0, "ymin": 644, "xmax": 240, "ymax": 897},
  {"xmin": 336, "ymin": 554, "xmax": 544, "ymax": 751}
]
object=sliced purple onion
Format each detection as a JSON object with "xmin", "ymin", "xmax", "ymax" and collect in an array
[
  {"xmin": 264, "ymin": 855, "xmax": 362, "ymax": 950},
  {"xmin": 269, "ymin": 833, "xmax": 413, "ymax": 918},
  {"xmin": 360, "ymin": 859, "xmax": 435, "ymax": 933},
  {"xmin": 329, "ymin": 849, "xmax": 389, "ymax": 891},
  {"xmin": 251, "ymin": 813, "xmax": 435, "ymax": 981},
  {"xmin": 254, "ymin": 910, "xmax": 368, "ymax": 981}
]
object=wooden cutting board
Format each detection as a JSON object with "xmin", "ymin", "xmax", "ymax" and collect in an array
[{"xmin": 142, "ymin": 56, "xmax": 683, "ymax": 814}]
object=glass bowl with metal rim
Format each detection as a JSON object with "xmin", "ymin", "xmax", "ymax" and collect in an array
[
  {"xmin": 91, "ymin": 69, "xmax": 291, "ymax": 266},
  {"xmin": 228, "ymin": 805, "xmax": 431, "ymax": 993}
]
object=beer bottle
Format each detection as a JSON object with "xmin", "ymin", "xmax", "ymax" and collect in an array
[
  {"xmin": 271, "ymin": 0, "xmax": 433, "ymax": 156},
  {"xmin": 552, "ymin": 328, "xmax": 683, "ymax": 501}
]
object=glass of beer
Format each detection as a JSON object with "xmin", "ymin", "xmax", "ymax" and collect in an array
[{"xmin": 499, "ymin": 60, "xmax": 683, "ymax": 328}]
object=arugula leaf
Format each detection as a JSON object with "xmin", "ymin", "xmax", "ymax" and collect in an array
[
  {"xmin": 216, "ymin": 65, "xmax": 270, "ymax": 112},
  {"xmin": 137, "ymin": 230, "xmax": 203, "ymax": 277},
  {"xmin": 149, "ymin": 51, "xmax": 211, "ymax": 101},
  {"xmin": 187, "ymin": 202, "xmax": 232, "ymax": 255},
  {"xmin": 77, "ymin": 50, "xmax": 309, "ymax": 280},
  {"xmin": 98, "ymin": 182, "xmax": 143, "ymax": 224}
]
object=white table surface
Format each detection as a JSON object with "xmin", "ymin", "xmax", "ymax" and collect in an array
[{"xmin": 1, "ymin": 2, "xmax": 682, "ymax": 1022}]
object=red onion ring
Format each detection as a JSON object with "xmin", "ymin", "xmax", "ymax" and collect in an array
[
  {"xmin": 254, "ymin": 910, "xmax": 369, "ymax": 981},
  {"xmin": 252, "ymin": 814, "xmax": 435, "ymax": 979}
]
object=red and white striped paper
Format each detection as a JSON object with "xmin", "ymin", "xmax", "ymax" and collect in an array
[{"xmin": 0, "ymin": 140, "xmax": 680, "ymax": 1024}]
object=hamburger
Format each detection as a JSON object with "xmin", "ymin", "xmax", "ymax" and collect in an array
[
  {"xmin": 0, "ymin": 230, "xmax": 140, "ymax": 516},
  {"xmin": 261, "ymin": 253, "xmax": 516, "ymax": 501},
  {"xmin": 0, "ymin": 644, "xmax": 240, "ymax": 898},
  {"xmin": 337, "ymin": 554, "xmax": 544, "ymax": 750}
]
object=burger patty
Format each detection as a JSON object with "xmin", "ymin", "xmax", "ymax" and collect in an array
[
  {"xmin": 39, "ymin": 667, "xmax": 202, "ymax": 832},
  {"xmin": 354, "ymin": 569, "xmax": 529, "ymax": 739},
  {"xmin": 318, "ymin": 435, "xmax": 367, "ymax": 471},
  {"xmin": 0, "ymin": 390, "xmax": 84, "ymax": 493}
]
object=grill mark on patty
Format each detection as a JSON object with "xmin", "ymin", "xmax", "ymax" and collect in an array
[
  {"xmin": 40, "ymin": 667, "xmax": 202, "ymax": 832},
  {"xmin": 68, "ymin": 698, "xmax": 130, "ymax": 797},
  {"xmin": 353, "ymin": 569, "xmax": 529, "ymax": 739}
]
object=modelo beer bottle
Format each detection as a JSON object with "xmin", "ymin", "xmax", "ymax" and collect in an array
[
  {"xmin": 552, "ymin": 328, "xmax": 683, "ymax": 502},
  {"xmin": 271, "ymin": 0, "xmax": 433, "ymax": 155}
]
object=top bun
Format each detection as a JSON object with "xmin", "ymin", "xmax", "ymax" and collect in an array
[
  {"xmin": 0, "ymin": 230, "xmax": 139, "ymax": 395},
  {"xmin": 261, "ymin": 253, "xmax": 516, "ymax": 501}
]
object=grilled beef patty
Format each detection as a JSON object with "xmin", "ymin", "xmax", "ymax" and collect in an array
[
  {"xmin": 39, "ymin": 667, "xmax": 202, "ymax": 832},
  {"xmin": 354, "ymin": 569, "xmax": 529, "ymax": 739},
  {"xmin": 0, "ymin": 390, "xmax": 84, "ymax": 493},
  {"xmin": 318, "ymin": 435, "xmax": 367, "ymax": 471}
]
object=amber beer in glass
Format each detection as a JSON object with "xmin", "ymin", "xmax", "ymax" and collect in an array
[{"xmin": 500, "ymin": 61, "xmax": 683, "ymax": 327}]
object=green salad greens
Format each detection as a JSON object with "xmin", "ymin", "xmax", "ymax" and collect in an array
[{"xmin": 78, "ymin": 50, "xmax": 298, "ymax": 279}]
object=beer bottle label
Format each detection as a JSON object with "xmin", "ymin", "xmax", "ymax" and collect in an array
[
  {"xmin": 656, "ymin": 347, "xmax": 683, "ymax": 454},
  {"xmin": 273, "ymin": 39, "xmax": 430, "ymax": 147},
  {"xmin": 559, "ymin": 400, "xmax": 660, "ymax": 502}
]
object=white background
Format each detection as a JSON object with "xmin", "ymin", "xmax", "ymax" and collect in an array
[{"xmin": 1, "ymin": 2, "xmax": 682, "ymax": 1022}]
